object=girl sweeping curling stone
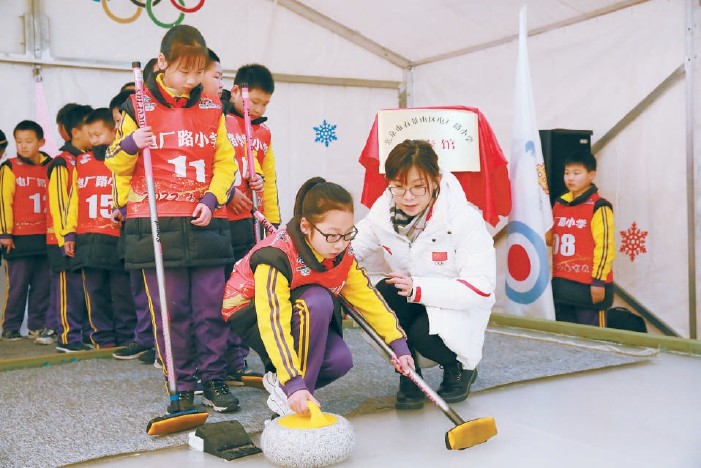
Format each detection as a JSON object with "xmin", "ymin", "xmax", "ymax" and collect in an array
[{"xmin": 222, "ymin": 177, "xmax": 414, "ymax": 416}]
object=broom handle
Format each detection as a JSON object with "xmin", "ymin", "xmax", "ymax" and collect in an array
[
  {"xmin": 131, "ymin": 62, "xmax": 178, "ymax": 399},
  {"xmin": 338, "ymin": 296, "xmax": 465, "ymax": 426},
  {"xmin": 241, "ymin": 85, "xmax": 261, "ymax": 242},
  {"xmin": 250, "ymin": 208, "xmax": 465, "ymax": 426}
]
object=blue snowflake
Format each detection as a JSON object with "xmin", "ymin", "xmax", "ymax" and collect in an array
[{"xmin": 313, "ymin": 119, "xmax": 338, "ymax": 147}]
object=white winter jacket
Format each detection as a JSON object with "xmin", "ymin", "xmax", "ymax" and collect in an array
[{"xmin": 352, "ymin": 171, "xmax": 496, "ymax": 369}]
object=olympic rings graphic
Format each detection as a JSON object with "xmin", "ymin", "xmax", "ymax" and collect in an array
[
  {"xmin": 129, "ymin": 0, "xmax": 161, "ymax": 6},
  {"xmin": 170, "ymin": 0, "xmax": 205, "ymax": 13},
  {"xmin": 146, "ymin": 0, "xmax": 185, "ymax": 29},
  {"xmin": 101, "ymin": 0, "xmax": 142, "ymax": 24},
  {"xmin": 99, "ymin": 0, "xmax": 204, "ymax": 29}
]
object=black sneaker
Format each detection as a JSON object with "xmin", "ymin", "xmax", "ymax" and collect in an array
[
  {"xmin": 166, "ymin": 391, "xmax": 195, "ymax": 414},
  {"xmin": 437, "ymin": 362, "xmax": 478, "ymax": 403},
  {"xmin": 112, "ymin": 342, "xmax": 152, "ymax": 360},
  {"xmin": 1, "ymin": 330, "xmax": 23, "ymax": 341},
  {"xmin": 56, "ymin": 342, "xmax": 93, "ymax": 353},
  {"xmin": 395, "ymin": 374, "xmax": 425, "ymax": 410},
  {"xmin": 137, "ymin": 348, "xmax": 156, "ymax": 364},
  {"xmin": 202, "ymin": 379, "xmax": 240, "ymax": 413}
]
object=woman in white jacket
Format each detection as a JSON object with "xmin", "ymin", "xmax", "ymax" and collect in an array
[{"xmin": 352, "ymin": 140, "xmax": 496, "ymax": 409}]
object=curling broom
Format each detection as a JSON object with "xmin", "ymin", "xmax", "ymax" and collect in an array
[
  {"xmin": 129, "ymin": 61, "xmax": 209, "ymax": 435},
  {"xmin": 249, "ymin": 209, "xmax": 497, "ymax": 449}
]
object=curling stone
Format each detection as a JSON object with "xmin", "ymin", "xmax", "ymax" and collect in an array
[{"xmin": 261, "ymin": 401, "xmax": 355, "ymax": 467}]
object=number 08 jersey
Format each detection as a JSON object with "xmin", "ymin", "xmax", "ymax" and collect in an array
[{"xmin": 552, "ymin": 191, "xmax": 614, "ymax": 284}]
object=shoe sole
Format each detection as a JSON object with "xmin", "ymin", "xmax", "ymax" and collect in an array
[
  {"xmin": 395, "ymin": 399, "xmax": 425, "ymax": 410},
  {"xmin": 112, "ymin": 351, "xmax": 148, "ymax": 360},
  {"xmin": 35, "ymin": 338, "xmax": 56, "ymax": 345},
  {"xmin": 56, "ymin": 346, "xmax": 90, "ymax": 353},
  {"xmin": 202, "ymin": 398, "xmax": 239, "ymax": 413}
]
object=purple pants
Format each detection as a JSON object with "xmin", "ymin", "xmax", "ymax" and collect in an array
[
  {"xmin": 141, "ymin": 266, "xmax": 229, "ymax": 392},
  {"xmin": 53, "ymin": 269, "xmax": 88, "ymax": 345},
  {"xmin": 230, "ymin": 285, "xmax": 352, "ymax": 393},
  {"xmin": 1, "ymin": 256, "xmax": 50, "ymax": 333},
  {"xmin": 82, "ymin": 268, "xmax": 136, "ymax": 347},
  {"xmin": 129, "ymin": 270, "xmax": 154, "ymax": 348}
]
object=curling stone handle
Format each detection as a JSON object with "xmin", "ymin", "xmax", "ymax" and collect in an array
[{"xmin": 307, "ymin": 401, "xmax": 324, "ymax": 425}]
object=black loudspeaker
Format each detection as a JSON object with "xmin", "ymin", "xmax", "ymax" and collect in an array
[{"xmin": 539, "ymin": 129, "xmax": 593, "ymax": 206}]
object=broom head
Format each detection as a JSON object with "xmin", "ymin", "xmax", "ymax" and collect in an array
[
  {"xmin": 147, "ymin": 409, "xmax": 209, "ymax": 436},
  {"xmin": 445, "ymin": 416, "xmax": 497, "ymax": 450}
]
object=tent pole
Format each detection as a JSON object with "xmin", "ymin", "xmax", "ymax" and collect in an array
[{"xmin": 684, "ymin": 0, "xmax": 697, "ymax": 339}]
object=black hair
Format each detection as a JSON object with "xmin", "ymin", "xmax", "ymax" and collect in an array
[
  {"xmin": 385, "ymin": 139, "xmax": 440, "ymax": 187},
  {"xmin": 207, "ymin": 48, "xmax": 220, "ymax": 66},
  {"xmin": 109, "ymin": 90, "xmax": 134, "ymax": 111},
  {"xmin": 234, "ymin": 64, "xmax": 274, "ymax": 94},
  {"xmin": 293, "ymin": 177, "xmax": 353, "ymax": 224},
  {"xmin": 85, "ymin": 108, "xmax": 115, "ymax": 128},
  {"xmin": 0, "ymin": 129, "xmax": 7, "ymax": 150},
  {"xmin": 564, "ymin": 150, "xmax": 597, "ymax": 172},
  {"xmin": 13, "ymin": 120, "xmax": 44, "ymax": 140},
  {"xmin": 120, "ymin": 82, "xmax": 135, "ymax": 93},
  {"xmin": 56, "ymin": 102, "xmax": 80, "ymax": 126},
  {"xmin": 63, "ymin": 105, "xmax": 94, "ymax": 136},
  {"xmin": 143, "ymin": 57, "xmax": 159, "ymax": 84},
  {"xmin": 160, "ymin": 24, "xmax": 207, "ymax": 70}
]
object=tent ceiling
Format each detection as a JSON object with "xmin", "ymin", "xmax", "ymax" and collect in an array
[{"xmin": 284, "ymin": 0, "xmax": 647, "ymax": 66}]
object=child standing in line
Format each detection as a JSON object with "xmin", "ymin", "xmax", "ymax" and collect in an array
[
  {"xmin": 223, "ymin": 177, "xmax": 414, "ymax": 416},
  {"xmin": 106, "ymin": 24, "xmax": 239, "ymax": 413},
  {"xmin": 550, "ymin": 150, "xmax": 616, "ymax": 326},
  {"xmin": 221, "ymin": 64, "xmax": 277, "ymax": 384},
  {"xmin": 63, "ymin": 108, "xmax": 136, "ymax": 348},
  {"xmin": 0, "ymin": 120, "xmax": 51, "ymax": 340},
  {"xmin": 45, "ymin": 104, "xmax": 94, "ymax": 352}
]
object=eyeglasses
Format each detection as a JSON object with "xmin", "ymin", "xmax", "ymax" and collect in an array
[
  {"xmin": 387, "ymin": 185, "xmax": 429, "ymax": 197},
  {"xmin": 312, "ymin": 224, "xmax": 358, "ymax": 243}
]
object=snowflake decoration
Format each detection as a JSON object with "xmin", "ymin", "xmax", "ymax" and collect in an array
[
  {"xmin": 619, "ymin": 222, "xmax": 648, "ymax": 262},
  {"xmin": 313, "ymin": 119, "xmax": 338, "ymax": 147}
]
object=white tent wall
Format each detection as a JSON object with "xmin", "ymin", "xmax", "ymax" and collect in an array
[
  {"xmin": 411, "ymin": 0, "xmax": 699, "ymax": 337},
  {"xmin": 0, "ymin": 0, "xmax": 403, "ymax": 218}
]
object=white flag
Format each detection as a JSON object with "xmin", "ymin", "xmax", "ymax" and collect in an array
[{"xmin": 504, "ymin": 6, "xmax": 555, "ymax": 319}]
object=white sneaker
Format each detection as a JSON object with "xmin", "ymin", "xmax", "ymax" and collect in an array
[
  {"xmin": 35, "ymin": 329, "xmax": 57, "ymax": 345},
  {"xmin": 263, "ymin": 372, "xmax": 293, "ymax": 417}
]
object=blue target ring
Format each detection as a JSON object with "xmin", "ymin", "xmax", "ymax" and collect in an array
[{"xmin": 505, "ymin": 220, "xmax": 550, "ymax": 304}]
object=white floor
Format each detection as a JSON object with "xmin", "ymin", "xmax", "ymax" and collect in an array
[{"xmin": 78, "ymin": 350, "xmax": 701, "ymax": 468}]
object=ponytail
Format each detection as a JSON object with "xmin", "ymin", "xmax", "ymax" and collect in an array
[{"xmin": 293, "ymin": 177, "xmax": 353, "ymax": 223}]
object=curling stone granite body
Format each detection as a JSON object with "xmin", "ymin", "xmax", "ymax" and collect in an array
[{"xmin": 260, "ymin": 412, "xmax": 355, "ymax": 467}]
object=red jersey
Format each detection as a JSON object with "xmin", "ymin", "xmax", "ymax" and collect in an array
[
  {"xmin": 224, "ymin": 113, "xmax": 271, "ymax": 221},
  {"xmin": 127, "ymin": 92, "xmax": 227, "ymax": 219},
  {"xmin": 6, "ymin": 157, "xmax": 49, "ymax": 235},
  {"xmin": 222, "ymin": 228, "xmax": 354, "ymax": 320},
  {"xmin": 74, "ymin": 152, "xmax": 119, "ymax": 237},
  {"xmin": 552, "ymin": 192, "xmax": 613, "ymax": 284}
]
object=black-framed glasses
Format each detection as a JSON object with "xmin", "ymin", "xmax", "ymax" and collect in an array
[
  {"xmin": 387, "ymin": 185, "xmax": 429, "ymax": 197},
  {"xmin": 312, "ymin": 224, "xmax": 358, "ymax": 243}
]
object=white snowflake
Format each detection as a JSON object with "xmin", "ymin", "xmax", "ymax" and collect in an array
[{"xmin": 313, "ymin": 119, "xmax": 338, "ymax": 147}]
